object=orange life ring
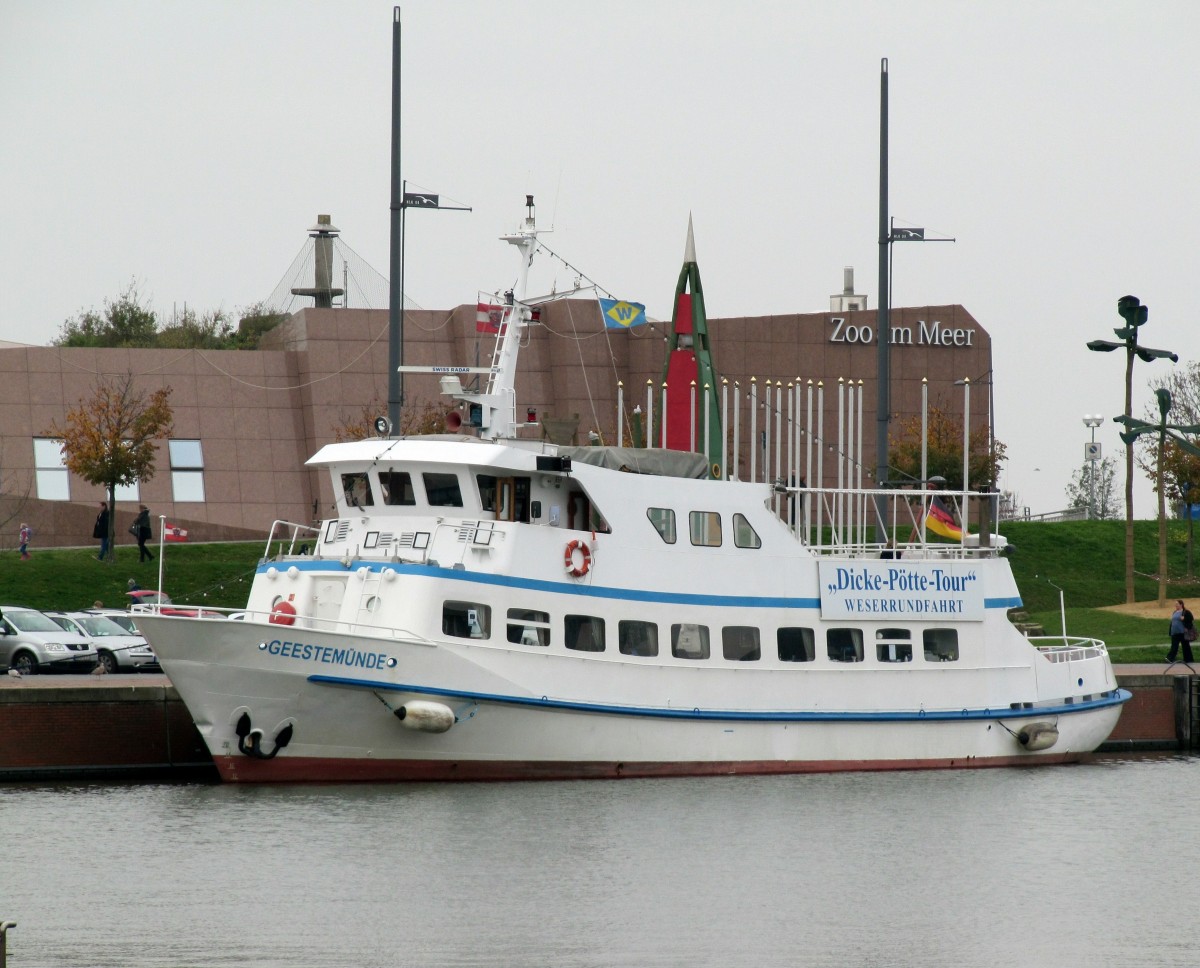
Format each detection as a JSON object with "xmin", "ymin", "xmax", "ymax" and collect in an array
[
  {"xmin": 564, "ymin": 539, "xmax": 591, "ymax": 577},
  {"xmin": 269, "ymin": 601, "xmax": 297, "ymax": 626}
]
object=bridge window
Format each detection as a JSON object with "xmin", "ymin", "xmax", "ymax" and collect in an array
[
  {"xmin": 647, "ymin": 507, "xmax": 676, "ymax": 544},
  {"xmin": 443, "ymin": 601, "xmax": 490, "ymax": 639},
  {"xmin": 507, "ymin": 608, "xmax": 550, "ymax": 647},
  {"xmin": 876, "ymin": 627, "xmax": 913, "ymax": 663},
  {"xmin": 423, "ymin": 472, "xmax": 463, "ymax": 507},
  {"xmin": 341, "ymin": 472, "xmax": 374, "ymax": 508},
  {"xmin": 778, "ymin": 627, "xmax": 815, "ymax": 662},
  {"xmin": 733, "ymin": 514, "xmax": 761, "ymax": 549},
  {"xmin": 380, "ymin": 470, "xmax": 416, "ymax": 506},
  {"xmin": 689, "ymin": 511, "xmax": 722, "ymax": 547},
  {"xmin": 722, "ymin": 626, "xmax": 760, "ymax": 661},
  {"xmin": 827, "ymin": 628, "xmax": 864, "ymax": 663},
  {"xmin": 619, "ymin": 620, "xmax": 659, "ymax": 657},
  {"xmin": 924, "ymin": 628, "xmax": 959, "ymax": 662},
  {"xmin": 565, "ymin": 614, "xmax": 605, "ymax": 652},
  {"xmin": 672, "ymin": 623, "xmax": 710, "ymax": 660}
]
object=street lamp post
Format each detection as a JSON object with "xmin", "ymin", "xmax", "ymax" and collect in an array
[
  {"xmin": 1086, "ymin": 294, "xmax": 1178, "ymax": 604},
  {"xmin": 1083, "ymin": 415, "xmax": 1104, "ymax": 519}
]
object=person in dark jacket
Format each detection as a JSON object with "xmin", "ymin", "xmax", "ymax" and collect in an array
[
  {"xmin": 93, "ymin": 502, "xmax": 110, "ymax": 560},
  {"xmin": 133, "ymin": 505, "xmax": 153, "ymax": 562},
  {"xmin": 1167, "ymin": 599, "xmax": 1195, "ymax": 664}
]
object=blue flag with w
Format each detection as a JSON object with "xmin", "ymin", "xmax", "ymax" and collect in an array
[{"xmin": 599, "ymin": 297, "xmax": 647, "ymax": 330}]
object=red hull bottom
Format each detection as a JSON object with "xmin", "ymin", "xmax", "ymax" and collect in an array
[{"xmin": 213, "ymin": 752, "xmax": 1090, "ymax": 783}]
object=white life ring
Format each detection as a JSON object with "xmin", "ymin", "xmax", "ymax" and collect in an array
[{"xmin": 564, "ymin": 539, "xmax": 592, "ymax": 577}]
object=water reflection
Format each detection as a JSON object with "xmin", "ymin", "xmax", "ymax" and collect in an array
[{"xmin": 3, "ymin": 755, "xmax": 1197, "ymax": 967}]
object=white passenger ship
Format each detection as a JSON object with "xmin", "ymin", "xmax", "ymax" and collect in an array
[{"xmin": 135, "ymin": 204, "xmax": 1128, "ymax": 782}]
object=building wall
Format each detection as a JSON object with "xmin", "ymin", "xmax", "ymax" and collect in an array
[{"xmin": 0, "ymin": 301, "xmax": 990, "ymax": 548}]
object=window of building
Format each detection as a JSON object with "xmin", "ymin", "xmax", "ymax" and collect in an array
[
  {"xmin": 689, "ymin": 511, "xmax": 722, "ymax": 547},
  {"xmin": 380, "ymin": 470, "xmax": 416, "ymax": 506},
  {"xmin": 168, "ymin": 439, "xmax": 204, "ymax": 503},
  {"xmin": 827, "ymin": 628, "xmax": 864, "ymax": 663},
  {"xmin": 423, "ymin": 472, "xmax": 463, "ymax": 507},
  {"xmin": 442, "ymin": 601, "xmax": 490, "ymax": 639},
  {"xmin": 732, "ymin": 513, "xmax": 761, "ymax": 549},
  {"xmin": 341, "ymin": 472, "xmax": 374, "ymax": 508},
  {"xmin": 924, "ymin": 628, "xmax": 960, "ymax": 662},
  {"xmin": 875, "ymin": 627, "xmax": 913, "ymax": 663},
  {"xmin": 647, "ymin": 507, "xmax": 676, "ymax": 544},
  {"xmin": 565, "ymin": 614, "xmax": 605, "ymax": 652},
  {"xmin": 618, "ymin": 620, "xmax": 658, "ymax": 657},
  {"xmin": 33, "ymin": 438, "xmax": 69, "ymax": 501},
  {"xmin": 507, "ymin": 608, "xmax": 550, "ymax": 646},
  {"xmin": 671, "ymin": 623, "xmax": 710, "ymax": 660},
  {"xmin": 722, "ymin": 626, "xmax": 760, "ymax": 661},
  {"xmin": 778, "ymin": 627, "xmax": 816, "ymax": 662}
]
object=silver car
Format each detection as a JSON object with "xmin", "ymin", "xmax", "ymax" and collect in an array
[
  {"xmin": 45, "ymin": 611, "xmax": 160, "ymax": 674},
  {"xmin": 0, "ymin": 606, "xmax": 97, "ymax": 675}
]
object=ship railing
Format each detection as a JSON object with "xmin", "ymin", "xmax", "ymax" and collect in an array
[
  {"xmin": 774, "ymin": 482, "xmax": 1008, "ymax": 561},
  {"xmin": 1028, "ymin": 637, "xmax": 1109, "ymax": 662},
  {"xmin": 261, "ymin": 520, "xmax": 322, "ymax": 562},
  {"xmin": 131, "ymin": 601, "xmax": 435, "ymax": 643}
]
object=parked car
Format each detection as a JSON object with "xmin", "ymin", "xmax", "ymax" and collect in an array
[
  {"xmin": 45, "ymin": 611, "xmax": 161, "ymax": 674},
  {"xmin": 82, "ymin": 608, "xmax": 139, "ymax": 634},
  {"xmin": 0, "ymin": 605, "xmax": 96, "ymax": 675}
]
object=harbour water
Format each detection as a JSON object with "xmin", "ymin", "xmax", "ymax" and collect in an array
[{"xmin": 3, "ymin": 754, "xmax": 1197, "ymax": 968}]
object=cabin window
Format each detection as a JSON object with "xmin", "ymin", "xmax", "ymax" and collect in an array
[
  {"xmin": 876, "ymin": 627, "xmax": 913, "ymax": 663},
  {"xmin": 671, "ymin": 623, "xmax": 710, "ymax": 660},
  {"xmin": 380, "ymin": 470, "xmax": 416, "ymax": 506},
  {"xmin": 507, "ymin": 608, "xmax": 550, "ymax": 647},
  {"xmin": 647, "ymin": 507, "xmax": 676, "ymax": 544},
  {"xmin": 565, "ymin": 615, "xmax": 605, "ymax": 652},
  {"xmin": 733, "ymin": 514, "xmax": 761, "ymax": 549},
  {"xmin": 423, "ymin": 472, "xmax": 463, "ymax": 507},
  {"xmin": 619, "ymin": 620, "xmax": 659, "ymax": 657},
  {"xmin": 778, "ymin": 627, "xmax": 816, "ymax": 662},
  {"xmin": 477, "ymin": 475, "xmax": 497, "ymax": 511},
  {"xmin": 722, "ymin": 626, "xmax": 760, "ymax": 661},
  {"xmin": 689, "ymin": 511, "xmax": 722, "ymax": 547},
  {"xmin": 442, "ymin": 601, "xmax": 490, "ymax": 639},
  {"xmin": 827, "ymin": 628, "xmax": 864, "ymax": 663},
  {"xmin": 341, "ymin": 472, "xmax": 374, "ymax": 508},
  {"xmin": 924, "ymin": 628, "xmax": 960, "ymax": 662}
]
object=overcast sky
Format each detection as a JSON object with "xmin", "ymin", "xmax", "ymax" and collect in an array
[{"xmin": 2, "ymin": 0, "xmax": 1196, "ymax": 517}]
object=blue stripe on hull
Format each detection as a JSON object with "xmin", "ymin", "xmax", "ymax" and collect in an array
[
  {"xmin": 310, "ymin": 674, "xmax": 1130, "ymax": 723},
  {"xmin": 264, "ymin": 560, "xmax": 1023, "ymax": 612}
]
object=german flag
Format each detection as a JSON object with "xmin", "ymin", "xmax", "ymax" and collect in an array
[{"xmin": 925, "ymin": 495, "xmax": 963, "ymax": 541}]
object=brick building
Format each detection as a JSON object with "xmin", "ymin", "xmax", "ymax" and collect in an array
[{"xmin": 0, "ymin": 299, "xmax": 990, "ymax": 549}]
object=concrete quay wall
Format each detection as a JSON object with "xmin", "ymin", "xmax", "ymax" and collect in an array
[{"xmin": 0, "ymin": 667, "xmax": 1194, "ymax": 781}]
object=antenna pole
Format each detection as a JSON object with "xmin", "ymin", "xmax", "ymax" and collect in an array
[{"xmin": 875, "ymin": 58, "xmax": 890, "ymax": 537}]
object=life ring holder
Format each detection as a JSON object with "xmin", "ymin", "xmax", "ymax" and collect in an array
[
  {"xmin": 269, "ymin": 600, "xmax": 297, "ymax": 626},
  {"xmin": 564, "ymin": 539, "xmax": 592, "ymax": 578}
]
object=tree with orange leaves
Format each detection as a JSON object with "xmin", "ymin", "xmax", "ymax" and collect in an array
[
  {"xmin": 888, "ymin": 404, "xmax": 1004, "ymax": 490},
  {"xmin": 47, "ymin": 375, "xmax": 173, "ymax": 562}
]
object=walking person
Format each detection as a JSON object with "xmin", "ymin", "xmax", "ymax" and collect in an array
[
  {"xmin": 18, "ymin": 522, "xmax": 31, "ymax": 560},
  {"xmin": 133, "ymin": 505, "xmax": 154, "ymax": 562},
  {"xmin": 93, "ymin": 502, "xmax": 110, "ymax": 560},
  {"xmin": 1166, "ymin": 598, "xmax": 1195, "ymax": 664}
]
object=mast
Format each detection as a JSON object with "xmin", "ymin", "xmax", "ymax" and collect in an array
[
  {"xmin": 460, "ymin": 196, "xmax": 540, "ymax": 441},
  {"xmin": 875, "ymin": 57, "xmax": 890, "ymax": 491}
]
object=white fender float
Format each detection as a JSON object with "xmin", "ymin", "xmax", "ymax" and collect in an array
[
  {"xmin": 395, "ymin": 700, "xmax": 455, "ymax": 734},
  {"xmin": 1017, "ymin": 722, "xmax": 1059, "ymax": 752}
]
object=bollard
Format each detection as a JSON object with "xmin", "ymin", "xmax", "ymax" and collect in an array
[{"xmin": 0, "ymin": 920, "xmax": 16, "ymax": 968}]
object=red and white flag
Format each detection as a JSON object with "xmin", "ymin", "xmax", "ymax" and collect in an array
[
  {"xmin": 164, "ymin": 523, "xmax": 189, "ymax": 542},
  {"xmin": 476, "ymin": 302, "xmax": 507, "ymax": 334}
]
